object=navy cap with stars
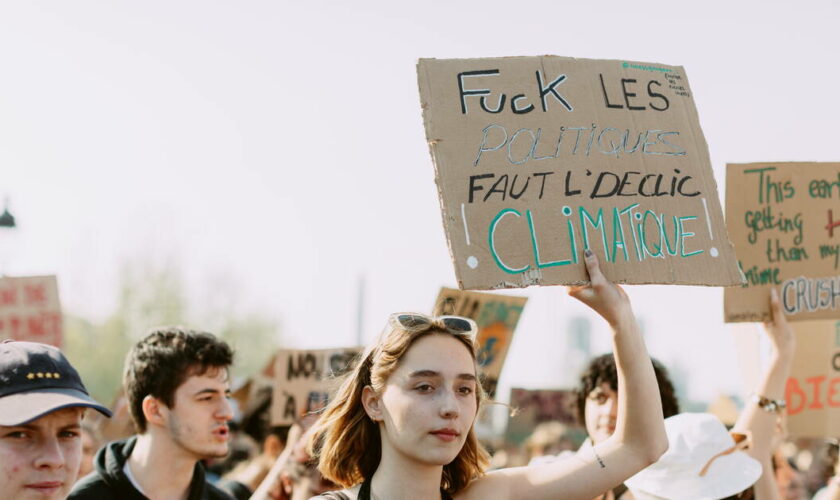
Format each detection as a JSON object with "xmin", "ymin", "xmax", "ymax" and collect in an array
[{"xmin": 0, "ymin": 339, "xmax": 112, "ymax": 426}]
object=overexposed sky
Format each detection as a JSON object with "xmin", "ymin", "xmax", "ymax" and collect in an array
[{"xmin": 1, "ymin": 0, "xmax": 837, "ymax": 405}]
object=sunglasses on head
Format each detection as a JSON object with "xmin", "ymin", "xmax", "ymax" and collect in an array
[{"xmin": 388, "ymin": 313, "xmax": 478, "ymax": 341}]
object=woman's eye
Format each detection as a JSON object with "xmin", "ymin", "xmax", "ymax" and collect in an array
[
  {"xmin": 3, "ymin": 431, "xmax": 27, "ymax": 439},
  {"xmin": 458, "ymin": 386, "xmax": 474, "ymax": 395},
  {"xmin": 415, "ymin": 384, "xmax": 434, "ymax": 393},
  {"xmin": 59, "ymin": 431, "xmax": 80, "ymax": 439}
]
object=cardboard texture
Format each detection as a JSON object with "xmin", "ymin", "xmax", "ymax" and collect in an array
[
  {"xmin": 433, "ymin": 287, "xmax": 527, "ymax": 398},
  {"xmin": 0, "ymin": 275, "xmax": 62, "ymax": 347},
  {"xmin": 417, "ymin": 56, "xmax": 741, "ymax": 290},
  {"xmin": 270, "ymin": 347, "xmax": 361, "ymax": 426},
  {"xmin": 505, "ymin": 388, "xmax": 578, "ymax": 446},
  {"xmin": 784, "ymin": 320, "xmax": 840, "ymax": 438},
  {"xmin": 725, "ymin": 162, "xmax": 840, "ymax": 322}
]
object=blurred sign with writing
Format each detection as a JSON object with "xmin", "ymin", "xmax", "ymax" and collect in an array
[
  {"xmin": 433, "ymin": 287, "xmax": 526, "ymax": 398},
  {"xmin": 726, "ymin": 162, "xmax": 840, "ymax": 322},
  {"xmin": 0, "ymin": 275, "xmax": 62, "ymax": 347},
  {"xmin": 270, "ymin": 347, "xmax": 360, "ymax": 426},
  {"xmin": 785, "ymin": 320, "xmax": 840, "ymax": 437}
]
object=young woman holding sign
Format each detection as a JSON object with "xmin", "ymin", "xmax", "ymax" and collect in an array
[{"xmin": 308, "ymin": 250, "xmax": 668, "ymax": 500}]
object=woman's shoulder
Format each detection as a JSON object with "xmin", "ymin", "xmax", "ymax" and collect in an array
[{"xmin": 310, "ymin": 484, "xmax": 362, "ymax": 500}]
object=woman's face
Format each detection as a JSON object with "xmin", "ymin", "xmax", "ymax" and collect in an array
[
  {"xmin": 371, "ymin": 333, "xmax": 478, "ymax": 467},
  {"xmin": 584, "ymin": 382, "xmax": 618, "ymax": 444}
]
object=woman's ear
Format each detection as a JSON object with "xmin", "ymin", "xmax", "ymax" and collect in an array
[{"xmin": 362, "ymin": 385, "xmax": 383, "ymax": 422}]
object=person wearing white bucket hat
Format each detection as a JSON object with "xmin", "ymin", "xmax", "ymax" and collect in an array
[{"xmin": 625, "ymin": 413, "xmax": 761, "ymax": 500}]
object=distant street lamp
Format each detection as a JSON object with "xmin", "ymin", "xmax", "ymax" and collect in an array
[
  {"xmin": 0, "ymin": 198, "xmax": 17, "ymax": 275},
  {"xmin": 0, "ymin": 205, "xmax": 15, "ymax": 228}
]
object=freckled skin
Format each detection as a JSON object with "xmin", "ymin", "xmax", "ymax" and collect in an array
[{"xmin": 0, "ymin": 407, "xmax": 84, "ymax": 500}]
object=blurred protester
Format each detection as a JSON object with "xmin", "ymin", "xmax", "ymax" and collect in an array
[
  {"xmin": 814, "ymin": 441, "xmax": 840, "ymax": 500},
  {"xmin": 524, "ymin": 352, "xmax": 678, "ymax": 498},
  {"xmin": 70, "ymin": 327, "xmax": 235, "ymax": 499},
  {"xmin": 728, "ymin": 289, "xmax": 794, "ymax": 499},
  {"xmin": 78, "ymin": 421, "xmax": 102, "ymax": 479},
  {"xmin": 0, "ymin": 340, "xmax": 111, "ymax": 500},
  {"xmin": 772, "ymin": 449, "xmax": 808, "ymax": 500},
  {"xmin": 625, "ymin": 289, "xmax": 793, "ymax": 500},
  {"xmin": 306, "ymin": 251, "xmax": 668, "ymax": 500}
]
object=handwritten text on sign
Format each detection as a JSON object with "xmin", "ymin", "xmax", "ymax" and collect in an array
[
  {"xmin": 0, "ymin": 276, "xmax": 62, "ymax": 347},
  {"xmin": 725, "ymin": 163, "xmax": 840, "ymax": 322},
  {"xmin": 784, "ymin": 320, "xmax": 840, "ymax": 438},
  {"xmin": 418, "ymin": 57, "xmax": 741, "ymax": 290},
  {"xmin": 270, "ymin": 347, "xmax": 360, "ymax": 426}
]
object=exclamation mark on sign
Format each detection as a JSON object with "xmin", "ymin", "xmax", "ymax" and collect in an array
[
  {"xmin": 701, "ymin": 198, "xmax": 719, "ymax": 258},
  {"xmin": 462, "ymin": 203, "xmax": 478, "ymax": 269}
]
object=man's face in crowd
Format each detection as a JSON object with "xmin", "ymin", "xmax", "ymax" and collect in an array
[
  {"xmin": 584, "ymin": 382, "xmax": 618, "ymax": 444},
  {"xmin": 160, "ymin": 366, "xmax": 233, "ymax": 460},
  {"xmin": 0, "ymin": 407, "xmax": 84, "ymax": 500}
]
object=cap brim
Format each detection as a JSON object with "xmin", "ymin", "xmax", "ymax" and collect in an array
[{"xmin": 0, "ymin": 388, "xmax": 113, "ymax": 426}]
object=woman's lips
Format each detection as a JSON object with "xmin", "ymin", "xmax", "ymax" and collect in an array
[{"xmin": 430, "ymin": 429, "xmax": 460, "ymax": 442}]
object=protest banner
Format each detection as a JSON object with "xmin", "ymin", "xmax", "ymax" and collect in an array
[
  {"xmin": 725, "ymin": 162, "xmax": 840, "ymax": 322},
  {"xmin": 785, "ymin": 320, "xmax": 840, "ymax": 438},
  {"xmin": 433, "ymin": 287, "xmax": 527, "ymax": 398},
  {"xmin": 0, "ymin": 275, "xmax": 62, "ymax": 347},
  {"xmin": 270, "ymin": 347, "xmax": 361, "ymax": 426},
  {"xmin": 417, "ymin": 56, "xmax": 742, "ymax": 290},
  {"xmin": 505, "ymin": 388, "xmax": 578, "ymax": 446}
]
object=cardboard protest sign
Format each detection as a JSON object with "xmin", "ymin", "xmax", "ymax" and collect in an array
[
  {"xmin": 417, "ymin": 56, "xmax": 742, "ymax": 290},
  {"xmin": 784, "ymin": 320, "xmax": 840, "ymax": 438},
  {"xmin": 725, "ymin": 163, "xmax": 840, "ymax": 322},
  {"xmin": 505, "ymin": 388, "xmax": 578, "ymax": 446},
  {"xmin": 433, "ymin": 287, "xmax": 527, "ymax": 398},
  {"xmin": 0, "ymin": 275, "xmax": 62, "ymax": 347},
  {"xmin": 270, "ymin": 347, "xmax": 361, "ymax": 426}
]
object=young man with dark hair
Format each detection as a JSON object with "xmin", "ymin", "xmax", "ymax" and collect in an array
[
  {"xmin": 70, "ymin": 327, "xmax": 236, "ymax": 500},
  {"xmin": 0, "ymin": 340, "xmax": 112, "ymax": 500}
]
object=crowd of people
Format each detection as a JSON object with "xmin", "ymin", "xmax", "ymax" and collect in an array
[{"xmin": 2, "ymin": 252, "xmax": 840, "ymax": 500}]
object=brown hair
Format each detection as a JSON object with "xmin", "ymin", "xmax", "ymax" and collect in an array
[
  {"xmin": 309, "ymin": 315, "xmax": 490, "ymax": 495},
  {"xmin": 124, "ymin": 326, "xmax": 233, "ymax": 433},
  {"xmin": 574, "ymin": 353, "xmax": 680, "ymax": 425}
]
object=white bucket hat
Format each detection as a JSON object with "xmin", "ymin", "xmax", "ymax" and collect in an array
[{"xmin": 625, "ymin": 413, "xmax": 762, "ymax": 500}]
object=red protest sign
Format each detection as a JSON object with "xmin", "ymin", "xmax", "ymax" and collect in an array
[{"xmin": 0, "ymin": 276, "xmax": 63, "ymax": 348}]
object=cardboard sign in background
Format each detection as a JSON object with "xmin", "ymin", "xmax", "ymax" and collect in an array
[
  {"xmin": 270, "ymin": 347, "xmax": 360, "ymax": 426},
  {"xmin": 505, "ymin": 388, "xmax": 578, "ymax": 446},
  {"xmin": 785, "ymin": 320, "xmax": 840, "ymax": 438},
  {"xmin": 0, "ymin": 275, "xmax": 62, "ymax": 347},
  {"xmin": 418, "ymin": 56, "xmax": 742, "ymax": 290},
  {"xmin": 725, "ymin": 162, "xmax": 840, "ymax": 322},
  {"xmin": 433, "ymin": 287, "xmax": 526, "ymax": 398}
]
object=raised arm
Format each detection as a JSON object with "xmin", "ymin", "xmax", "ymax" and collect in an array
[
  {"xmin": 459, "ymin": 250, "xmax": 668, "ymax": 500},
  {"xmin": 732, "ymin": 289, "xmax": 793, "ymax": 500}
]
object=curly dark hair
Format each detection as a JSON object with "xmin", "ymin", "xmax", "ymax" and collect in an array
[
  {"xmin": 124, "ymin": 326, "xmax": 233, "ymax": 433},
  {"xmin": 574, "ymin": 353, "xmax": 679, "ymax": 426}
]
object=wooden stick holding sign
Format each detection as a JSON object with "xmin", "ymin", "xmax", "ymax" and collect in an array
[{"xmin": 418, "ymin": 56, "xmax": 742, "ymax": 290}]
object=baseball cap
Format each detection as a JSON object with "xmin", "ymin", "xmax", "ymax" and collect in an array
[{"xmin": 0, "ymin": 340, "xmax": 112, "ymax": 426}]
